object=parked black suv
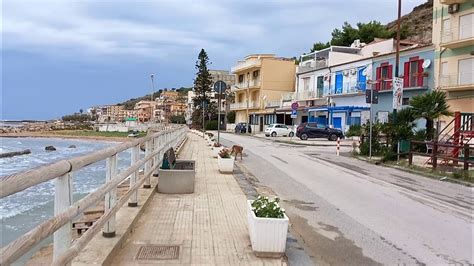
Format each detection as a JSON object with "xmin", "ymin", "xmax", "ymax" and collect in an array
[{"xmin": 295, "ymin": 122, "xmax": 344, "ymax": 141}]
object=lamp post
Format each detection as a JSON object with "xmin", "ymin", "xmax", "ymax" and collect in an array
[{"xmin": 150, "ymin": 74, "xmax": 155, "ymax": 124}]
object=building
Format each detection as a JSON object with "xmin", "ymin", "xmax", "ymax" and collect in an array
[
  {"xmin": 230, "ymin": 54, "xmax": 296, "ymax": 132},
  {"xmin": 432, "ymin": 0, "xmax": 473, "ymax": 113},
  {"xmin": 294, "ymin": 38, "xmax": 425, "ymax": 132},
  {"xmin": 97, "ymin": 105, "xmax": 125, "ymax": 122},
  {"xmin": 134, "ymin": 100, "xmax": 156, "ymax": 122},
  {"xmin": 160, "ymin": 90, "xmax": 179, "ymax": 101},
  {"xmin": 371, "ymin": 45, "xmax": 435, "ymax": 126}
]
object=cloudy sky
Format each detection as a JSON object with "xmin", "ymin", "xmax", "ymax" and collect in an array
[{"xmin": 2, "ymin": 0, "xmax": 425, "ymax": 120}]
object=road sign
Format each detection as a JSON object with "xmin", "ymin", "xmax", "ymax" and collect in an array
[
  {"xmin": 291, "ymin": 102, "xmax": 299, "ymax": 111},
  {"xmin": 213, "ymin": 80, "xmax": 227, "ymax": 94},
  {"xmin": 392, "ymin": 77, "xmax": 403, "ymax": 110},
  {"xmin": 291, "ymin": 109, "xmax": 297, "ymax": 118}
]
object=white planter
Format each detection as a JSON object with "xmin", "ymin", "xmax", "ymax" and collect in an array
[
  {"xmin": 247, "ymin": 200, "xmax": 288, "ymax": 256},
  {"xmin": 217, "ymin": 156, "xmax": 234, "ymax": 173},
  {"xmin": 211, "ymin": 146, "xmax": 224, "ymax": 158}
]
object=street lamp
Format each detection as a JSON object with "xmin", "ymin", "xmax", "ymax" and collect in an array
[{"xmin": 150, "ymin": 73, "xmax": 155, "ymax": 124}]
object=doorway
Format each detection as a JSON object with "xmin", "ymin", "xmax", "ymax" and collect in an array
[{"xmin": 259, "ymin": 116, "xmax": 264, "ymax": 132}]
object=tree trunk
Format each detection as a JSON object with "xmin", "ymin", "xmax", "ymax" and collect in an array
[{"xmin": 426, "ymin": 118, "xmax": 434, "ymax": 140}]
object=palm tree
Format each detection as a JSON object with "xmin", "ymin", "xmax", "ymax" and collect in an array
[{"xmin": 410, "ymin": 90, "xmax": 451, "ymax": 140}]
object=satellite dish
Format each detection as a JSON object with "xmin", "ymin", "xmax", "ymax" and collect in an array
[{"xmin": 422, "ymin": 59, "xmax": 431, "ymax": 69}]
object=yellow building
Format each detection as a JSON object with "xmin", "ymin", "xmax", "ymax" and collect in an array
[
  {"xmin": 432, "ymin": 0, "xmax": 473, "ymax": 113},
  {"xmin": 230, "ymin": 54, "xmax": 296, "ymax": 132}
]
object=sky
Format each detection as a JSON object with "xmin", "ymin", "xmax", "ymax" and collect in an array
[{"xmin": 1, "ymin": 0, "xmax": 426, "ymax": 120}]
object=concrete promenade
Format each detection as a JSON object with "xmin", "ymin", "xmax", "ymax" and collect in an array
[{"xmin": 110, "ymin": 133, "xmax": 285, "ymax": 265}]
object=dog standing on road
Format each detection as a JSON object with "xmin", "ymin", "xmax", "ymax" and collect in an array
[{"xmin": 231, "ymin": 145, "xmax": 243, "ymax": 160}]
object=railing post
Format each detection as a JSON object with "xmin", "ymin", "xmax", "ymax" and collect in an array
[
  {"xmin": 153, "ymin": 136, "xmax": 160, "ymax": 177},
  {"xmin": 53, "ymin": 172, "xmax": 74, "ymax": 262},
  {"xmin": 103, "ymin": 155, "xmax": 117, "ymax": 237},
  {"xmin": 408, "ymin": 140, "xmax": 413, "ymax": 165},
  {"xmin": 463, "ymin": 144, "xmax": 469, "ymax": 172},
  {"xmin": 432, "ymin": 142, "xmax": 438, "ymax": 169},
  {"xmin": 128, "ymin": 145, "xmax": 139, "ymax": 207},
  {"xmin": 143, "ymin": 140, "xmax": 152, "ymax": 188}
]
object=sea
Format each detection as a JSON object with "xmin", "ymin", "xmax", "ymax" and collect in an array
[{"xmin": 0, "ymin": 137, "xmax": 134, "ymax": 264}]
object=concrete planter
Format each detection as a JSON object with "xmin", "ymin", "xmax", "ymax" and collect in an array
[
  {"xmin": 211, "ymin": 146, "xmax": 224, "ymax": 158},
  {"xmin": 247, "ymin": 200, "xmax": 288, "ymax": 257},
  {"xmin": 217, "ymin": 156, "xmax": 234, "ymax": 173},
  {"xmin": 157, "ymin": 160, "xmax": 195, "ymax": 194}
]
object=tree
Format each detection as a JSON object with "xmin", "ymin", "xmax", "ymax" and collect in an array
[
  {"xmin": 357, "ymin": 21, "xmax": 391, "ymax": 44},
  {"xmin": 410, "ymin": 90, "xmax": 452, "ymax": 140},
  {"xmin": 330, "ymin": 22, "xmax": 359, "ymax": 46},
  {"xmin": 169, "ymin": 115, "xmax": 186, "ymax": 124},
  {"xmin": 226, "ymin": 111, "xmax": 236, "ymax": 124},
  {"xmin": 311, "ymin": 42, "xmax": 330, "ymax": 52},
  {"xmin": 192, "ymin": 49, "xmax": 213, "ymax": 109},
  {"xmin": 79, "ymin": 109, "xmax": 83, "ymax": 114}
]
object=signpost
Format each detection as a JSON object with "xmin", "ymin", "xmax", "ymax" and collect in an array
[
  {"xmin": 213, "ymin": 80, "xmax": 227, "ymax": 145},
  {"xmin": 365, "ymin": 85, "xmax": 379, "ymax": 160},
  {"xmin": 290, "ymin": 102, "xmax": 298, "ymax": 142},
  {"xmin": 392, "ymin": 77, "xmax": 403, "ymax": 110}
]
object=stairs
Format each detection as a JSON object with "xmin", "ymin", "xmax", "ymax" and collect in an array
[{"xmin": 436, "ymin": 112, "xmax": 473, "ymax": 165}]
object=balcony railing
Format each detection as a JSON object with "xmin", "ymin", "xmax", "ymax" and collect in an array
[
  {"xmin": 232, "ymin": 79, "xmax": 261, "ymax": 91},
  {"xmin": 231, "ymin": 59, "xmax": 262, "ymax": 73},
  {"xmin": 297, "ymin": 59, "xmax": 328, "ymax": 73},
  {"xmin": 230, "ymin": 101, "xmax": 259, "ymax": 110},
  {"xmin": 266, "ymin": 100, "xmax": 281, "ymax": 108},
  {"xmin": 295, "ymin": 90, "xmax": 320, "ymax": 100},
  {"xmin": 440, "ymin": 72, "xmax": 474, "ymax": 89},
  {"xmin": 440, "ymin": 25, "xmax": 473, "ymax": 48}
]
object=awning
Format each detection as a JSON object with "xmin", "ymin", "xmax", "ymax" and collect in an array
[{"xmin": 308, "ymin": 106, "xmax": 370, "ymax": 113}]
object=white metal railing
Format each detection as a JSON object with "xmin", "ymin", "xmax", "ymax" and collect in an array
[
  {"xmin": 233, "ymin": 79, "xmax": 261, "ymax": 90},
  {"xmin": 297, "ymin": 59, "xmax": 328, "ymax": 73},
  {"xmin": 295, "ymin": 90, "xmax": 319, "ymax": 100},
  {"xmin": 0, "ymin": 125, "xmax": 188, "ymax": 265},
  {"xmin": 440, "ymin": 72, "xmax": 474, "ymax": 88},
  {"xmin": 441, "ymin": 24, "xmax": 473, "ymax": 44},
  {"xmin": 231, "ymin": 59, "xmax": 262, "ymax": 73},
  {"xmin": 230, "ymin": 101, "xmax": 259, "ymax": 110}
]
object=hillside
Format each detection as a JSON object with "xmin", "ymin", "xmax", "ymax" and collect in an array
[
  {"xmin": 117, "ymin": 87, "xmax": 192, "ymax": 110},
  {"xmin": 386, "ymin": 0, "xmax": 433, "ymax": 44}
]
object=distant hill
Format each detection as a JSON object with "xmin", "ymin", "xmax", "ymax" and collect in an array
[
  {"xmin": 386, "ymin": 0, "xmax": 433, "ymax": 44},
  {"xmin": 117, "ymin": 87, "xmax": 192, "ymax": 110}
]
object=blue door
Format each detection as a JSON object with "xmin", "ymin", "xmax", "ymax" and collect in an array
[
  {"xmin": 358, "ymin": 67, "xmax": 367, "ymax": 91},
  {"xmin": 333, "ymin": 117, "xmax": 342, "ymax": 129},
  {"xmin": 335, "ymin": 72, "xmax": 343, "ymax": 94}
]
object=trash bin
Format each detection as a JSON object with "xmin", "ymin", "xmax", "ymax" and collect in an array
[{"xmin": 399, "ymin": 140, "xmax": 410, "ymax": 153}]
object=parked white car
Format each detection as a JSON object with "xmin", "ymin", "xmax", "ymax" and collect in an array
[{"xmin": 265, "ymin": 124, "xmax": 294, "ymax": 137}]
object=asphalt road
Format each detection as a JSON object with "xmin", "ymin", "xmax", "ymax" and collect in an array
[{"xmin": 220, "ymin": 132, "xmax": 473, "ymax": 265}]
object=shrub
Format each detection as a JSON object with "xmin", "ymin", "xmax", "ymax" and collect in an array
[
  {"xmin": 218, "ymin": 148, "xmax": 232, "ymax": 158},
  {"xmin": 346, "ymin": 124, "xmax": 362, "ymax": 137},
  {"xmin": 226, "ymin": 111, "xmax": 236, "ymax": 124},
  {"xmin": 205, "ymin": 120, "xmax": 218, "ymax": 130},
  {"xmin": 169, "ymin": 115, "xmax": 186, "ymax": 124},
  {"xmin": 251, "ymin": 195, "xmax": 285, "ymax": 219}
]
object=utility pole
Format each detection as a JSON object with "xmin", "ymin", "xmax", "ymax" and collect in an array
[{"xmin": 393, "ymin": 0, "xmax": 401, "ymax": 123}]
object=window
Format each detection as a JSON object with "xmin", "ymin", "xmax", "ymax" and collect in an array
[
  {"xmin": 403, "ymin": 56, "xmax": 424, "ymax": 88},
  {"xmin": 459, "ymin": 58, "xmax": 473, "ymax": 85},
  {"xmin": 253, "ymin": 70, "xmax": 260, "ymax": 78},
  {"xmin": 238, "ymin": 75, "xmax": 244, "ymax": 83},
  {"xmin": 335, "ymin": 72, "xmax": 343, "ymax": 94},
  {"xmin": 316, "ymin": 76, "xmax": 324, "ymax": 97},
  {"xmin": 459, "ymin": 13, "xmax": 473, "ymax": 40},
  {"xmin": 375, "ymin": 63, "xmax": 393, "ymax": 90},
  {"xmin": 303, "ymin": 77, "xmax": 311, "ymax": 91},
  {"xmin": 402, "ymin": 97, "xmax": 410, "ymax": 105}
]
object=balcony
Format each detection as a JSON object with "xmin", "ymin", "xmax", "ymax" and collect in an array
[
  {"xmin": 266, "ymin": 100, "xmax": 281, "ymax": 108},
  {"xmin": 440, "ymin": 25, "xmax": 474, "ymax": 49},
  {"xmin": 297, "ymin": 59, "xmax": 328, "ymax": 74},
  {"xmin": 440, "ymin": 0, "xmax": 468, "ymax": 4},
  {"xmin": 230, "ymin": 101, "xmax": 259, "ymax": 110},
  {"xmin": 231, "ymin": 59, "xmax": 262, "ymax": 73},
  {"xmin": 295, "ymin": 90, "xmax": 321, "ymax": 100},
  {"xmin": 439, "ymin": 72, "xmax": 474, "ymax": 91},
  {"xmin": 231, "ymin": 79, "xmax": 261, "ymax": 91}
]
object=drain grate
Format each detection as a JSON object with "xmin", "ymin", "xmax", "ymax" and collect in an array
[{"xmin": 135, "ymin": 245, "xmax": 180, "ymax": 260}]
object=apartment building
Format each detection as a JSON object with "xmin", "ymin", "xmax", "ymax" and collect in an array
[
  {"xmin": 230, "ymin": 54, "xmax": 296, "ymax": 132},
  {"xmin": 294, "ymin": 38, "xmax": 425, "ymax": 131},
  {"xmin": 432, "ymin": 0, "xmax": 473, "ymax": 113},
  {"xmin": 134, "ymin": 100, "xmax": 156, "ymax": 122}
]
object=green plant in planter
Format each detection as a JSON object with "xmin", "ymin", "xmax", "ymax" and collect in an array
[
  {"xmin": 218, "ymin": 148, "xmax": 232, "ymax": 158},
  {"xmin": 251, "ymin": 195, "xmax": 285, "ymax": 219}
]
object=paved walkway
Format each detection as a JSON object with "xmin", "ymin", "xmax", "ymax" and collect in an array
[{"xmin": 110, "ymin": 133, "xmax": 284, "ymax": 265}]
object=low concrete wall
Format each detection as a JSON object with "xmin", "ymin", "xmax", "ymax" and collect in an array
[{"xmin": 157, "ymin": 160, "xmax": 195, "ymax": 194}]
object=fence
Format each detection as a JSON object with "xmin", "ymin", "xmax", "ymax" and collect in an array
[
  {"xmin": 408, "ymin": 140, "xmax": 473, "ymax": 172},
  {"xmin": 0, "ymin": 125, "xmax": 188, "ymax": 265}
]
